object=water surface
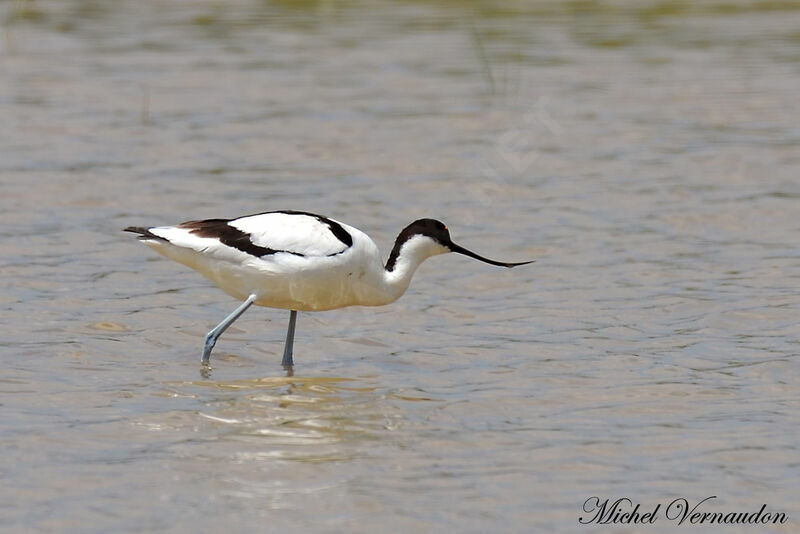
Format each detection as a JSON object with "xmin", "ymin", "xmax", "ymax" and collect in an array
[{"xmin": 1, "ymin": 1, "xmax": 799, "ymax": 532}]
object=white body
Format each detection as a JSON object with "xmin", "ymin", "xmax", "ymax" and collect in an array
[{"xmin": 140, "ymin": 212, "xmax": 448, "ymax": 311}]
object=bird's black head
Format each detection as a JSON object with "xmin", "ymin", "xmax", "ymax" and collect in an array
[
  {"xmin": 385, "ymin": 218, "xmax": 534, "ymax": 271},
  {"xmin": 400, "ymin": 218, "xmax": 453, "ymax": 247},
  {"xmin": 385, "ymin": 219, "xmax": 451, "ymax": 271}
]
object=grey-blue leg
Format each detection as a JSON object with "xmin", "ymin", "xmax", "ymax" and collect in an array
[
  {"xmin": 202, "ymin": 294, "xmax": 257, "ymax": 366},
  {"xmin": 281, "ymin": 310, "xmax": 298, "ymax": 368}
]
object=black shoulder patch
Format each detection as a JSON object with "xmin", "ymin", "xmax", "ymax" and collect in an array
[{"xmin": 180, "ymin": 219, "xmax": 283, "ymax": 258}]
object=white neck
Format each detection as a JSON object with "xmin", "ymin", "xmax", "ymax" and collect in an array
[{"xmin": 369, "ymin": 235, "xmax": 449, "ymax": 306}]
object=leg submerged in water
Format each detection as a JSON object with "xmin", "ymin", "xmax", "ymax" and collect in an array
[{"xmin": 202, "ymin": 294, "xmax": 257, "ymax": 366}]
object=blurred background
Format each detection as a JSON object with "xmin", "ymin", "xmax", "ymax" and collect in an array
[{"xmin": 1, "ymin": 1, "xmax": 798, "ymax": 532}]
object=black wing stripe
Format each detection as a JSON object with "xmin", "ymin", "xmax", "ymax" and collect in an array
[
  {"xmin": 172, "ymin": 211, "xmax": 353, "ymax": 259},
  {"xmin": 179, "ymin": 219, "xmax": 304, "ymax": 258}
]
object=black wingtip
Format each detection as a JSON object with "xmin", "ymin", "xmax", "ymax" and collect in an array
[{"xmin": 124, "ymin": 226, "xmax": 164, "ymax": 241}]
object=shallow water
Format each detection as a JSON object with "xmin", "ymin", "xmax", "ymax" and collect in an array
[{"xmin": 1, "ymin": 1, "xmax": 799, "ymax": 532}]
